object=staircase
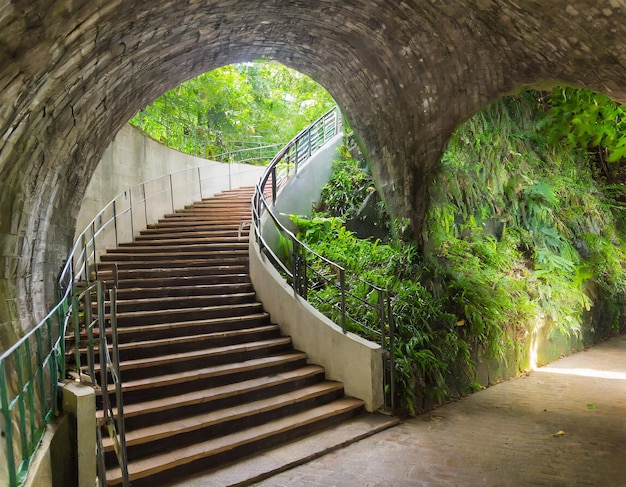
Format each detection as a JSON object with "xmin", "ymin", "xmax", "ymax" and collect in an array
[{"xmin": 88, "ymin": 187, "xmax": 364, "ymax": 486}]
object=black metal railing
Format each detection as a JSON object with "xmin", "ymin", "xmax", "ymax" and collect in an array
[{"xmin": 252, "ymin": 107, "xmax": 397, "ymax": 412}]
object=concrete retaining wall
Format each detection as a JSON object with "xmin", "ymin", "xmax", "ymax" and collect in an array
[
  {"xmin": 76, "ymin": 125, "xmax": 265, "ymax": 238},
  {"xmin": 249, "ymin": 228, "xmax": 384, "ymax": 412}
]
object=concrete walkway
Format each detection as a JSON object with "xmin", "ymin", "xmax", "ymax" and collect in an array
[{"xmin": 254, "ymin": 335, "xmax": 626, "ymax": 487}]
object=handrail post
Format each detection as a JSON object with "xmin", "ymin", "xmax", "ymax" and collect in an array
[
  {"xmin": 339, "ymin": 268, "xmax": 347, "ymax": 332},
  {"xmin": 271, "ymin": 167, "xmax": 277, "ymax": 205},
  {"xmin": 112, "ymin": 199, "xmax": 118, "ymax": 248},
  {"xmin": 81, "ymin": 233, "xmax": 89, "ymax": 284},
  {"xmin": 128, "ymin": 189, "xmax": 135, "ymax": 241},
  {"xmin": 0, "ymin": 358, "xmax": 17, "ymax": 486},
  {"xmin": 169, "ymin": 173, "xmax": 175, "ymax": 213},
  {"xmin": 109, "ymin": 286, "xmax": 130, "ymax": 486},
  {"xmin": 198, "ymin": 166, "xmax": 203, "ymax": 199},
  {"xmin": 292, "ymin": 241, "xmax": 308, "ymax": 299},
  {"xmin": 91, "ymin": 221, "xmax": 98, "ymax": 281},
  {"xmin": 387, "ymin": 295, "xmax": 397, "ymax": 413},
  {"xmin": 142, "ymin": 183, "xmax": 148, "ymax": 230}
]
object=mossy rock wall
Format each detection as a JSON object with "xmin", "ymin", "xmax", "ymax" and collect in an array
[{"xmin": 417, "ymin": 296, "xmax": 623, "ymax": 412}]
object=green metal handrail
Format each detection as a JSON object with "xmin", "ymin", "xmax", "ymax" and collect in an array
[
  {"xmin": 1, "ymin": 151, "xmax": 263, "ymax": 486},
  {"xmin": 0, "ymin": 287, "xmax": 70, "ymax": 486},
  {"xmin": 252, "ymin": 106, "xmax": 397, "ymax": 412}
]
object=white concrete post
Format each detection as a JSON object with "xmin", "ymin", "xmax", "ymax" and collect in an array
[{"xmin": 62, "ymin": 381, "xmax": 97, "ymax": 487}]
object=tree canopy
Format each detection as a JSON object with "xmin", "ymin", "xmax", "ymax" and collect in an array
[{"xmin": 130, "ymin": 61, "xmax": 336, "ymax": 161}]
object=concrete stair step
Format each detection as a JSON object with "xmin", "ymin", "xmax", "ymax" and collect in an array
[
  {"xmin": 98, "ymin": 365, "xmax": 325, "ymax": 424},
  {"xmin": 106, "ymin": 398, "xmax": 364, "ymax": 486},
  {"xmin": 112, "ymin": 291, "xmax": 256, "ymax": 312},
  {"xmin": 103, "ymin": 382, "xmax": 344, "ymax": 455},
  {"xmin": 164, "ymin": 413, "xmax": 400, "ymax": 487}
]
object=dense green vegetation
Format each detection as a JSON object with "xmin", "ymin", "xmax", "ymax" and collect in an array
[
  {"xmin": 130, "ymin": 62, "xmax": 335, "ymax": 160},
  {"xmin": 293, "ymin": 89, "xmax": 626, "ymax": 413},
  {"xmin": 132, "ymin": 64, "xmax": 625, "ymax": 414}
]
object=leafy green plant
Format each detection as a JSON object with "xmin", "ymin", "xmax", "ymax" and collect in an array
[
  {"xmin": 541, "ymin": 88, "xmax": 626, "ymax": 163},
  {"xmin": 294, "ymin": 89, "xmax": 626, "ymax": 414},
  {"xmin": 130, "ymin": 61, "xmax": 335, "ymax": 159}
]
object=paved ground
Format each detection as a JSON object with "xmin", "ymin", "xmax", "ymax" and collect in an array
[{"xmin": 254, "ymin": 335, "xmax": 626, "ymax": 487}]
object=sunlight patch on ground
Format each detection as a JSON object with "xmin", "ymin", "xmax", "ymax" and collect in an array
[{"xmin": 534, "ymin": 367, "xmax": 626, "ymax": 380}]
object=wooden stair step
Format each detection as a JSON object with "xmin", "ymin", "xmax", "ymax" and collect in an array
[
  {"xmin": 135, "ymin": 233, "xmax": 246, "ymax": 242},
  {"xmin": 98, "ymin": 365, "xmax": 324, "ymax": 421},
  {"xmin": 113, "ymin": 302, "xmax": 265, "ymax": 326},
  {"xmin": 112, "ymin": 291, "xmax": 256, "ymax": 312},
  {"xmin": 114, "ymin": 282, "xmax": 253, "ymax": 299},
  {"xmin": 72, "ymin": 313, "xmax": 271, "ymax": 344},
  {"xmin": 184, "ymin": 209, "xmax": 250, "ymax": 214},
  {"xmin": 106, "ymin": 352, "xmax": 308, "ymax": 395},
  {"xmin": 150, "ymin": 220, "xmax": 248, "ymax": 227},
  {"xmin": 100, "ymin": 250, "xmax": 248, "ymax": 261},
  {"xmin": 107, "ymin": 243, "xmax": 249, "ymax": 252},
  {"xmin": 123, "ymin": 236, "xmax": 247, "ymax": 245},
  {"xmin": 106, "ymin": 398, "xmax": 364, "ymax": 485},
  {"xmin": 95, "ymin": 268, "xmax": 249, "ymax": 282},
  {"xmin": 81, "ymin": 325, "xmax": 279, "ymax": 358},
  {"xmin": 95, "ymin": 258, "xmax": 248, "ymax": 269},
  {"xmin": 141, "ymin": 224, "xmax": 243, "ymax": 233},
  {"xmin": 92, "ymin": 337, "xmax": 292, "ymax": 375},
  {"xmin": 166, "ymin": 209, "xmax": 251, "ymax": 216},
  {"xmin": 103, "ymin": 382, "xmax": 343, "ymax": 452}
]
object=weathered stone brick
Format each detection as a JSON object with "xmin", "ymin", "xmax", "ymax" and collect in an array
[{"xmin": 0, "ymin": 0, "xmax": 625, "ymax": 346}]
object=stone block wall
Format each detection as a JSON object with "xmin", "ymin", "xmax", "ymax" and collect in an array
[{"xmin": 1, "ymin": 0, "xmax": 625, "ymax": 347}]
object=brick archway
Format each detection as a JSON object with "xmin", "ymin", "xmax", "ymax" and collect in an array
[{"xmin": 1, "ymin": 0, "xmax": 625, "ymax": 341}]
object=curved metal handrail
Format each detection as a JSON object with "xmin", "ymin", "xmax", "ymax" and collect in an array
[{"xmin": 252, "ymin": 106, "xmax": 396, "ymax": 412}]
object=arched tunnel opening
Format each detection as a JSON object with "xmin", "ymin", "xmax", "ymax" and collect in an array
[
  {"xmin": 0, "ymin": 4, "xmax": 625, "ymax": 485},
  {"xmin": 1, "ymin": 0, "xmax": 626, "ymax": 354}
]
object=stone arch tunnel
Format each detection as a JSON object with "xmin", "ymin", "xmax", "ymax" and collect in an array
[{"xmin": 1, "ymin": 0, "xmax": 626, "ymax": 345}]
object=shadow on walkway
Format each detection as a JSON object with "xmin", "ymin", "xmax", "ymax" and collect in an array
[{"xmin": 255, "ymin": 335, "xmax": 626, "ymax": 487}]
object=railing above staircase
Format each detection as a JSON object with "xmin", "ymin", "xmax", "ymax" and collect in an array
[
  {"xmin": 0, "ymin": 108, "xmax": 396, "ymax": 486},
  {"xmin": 252, "ymin": 107, "xmax": 397, "ymax": 412},
  {"xmin": 0, "ymin": 155, "xmax": 263, "ymax": 487}
]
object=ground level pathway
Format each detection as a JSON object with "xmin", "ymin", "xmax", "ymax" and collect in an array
[{"xmin": 255, "ymin": 335, "xmax": 626, "ymax": 487}]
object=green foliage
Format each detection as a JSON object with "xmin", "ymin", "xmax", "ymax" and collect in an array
[
  {"xmin": 541, "ymin": 87, "xmax": 626, "ymax": 164},
  {"xmin": 315, "ymin": 154, "xmax": 375, "ymax": 218},
  {"xmin": 130, "ymin": 61, "xmax": 335, "ymax": 159},
  {"xmin": 293, "ymin": 90, "xmax": 626, "ymax": 414}
]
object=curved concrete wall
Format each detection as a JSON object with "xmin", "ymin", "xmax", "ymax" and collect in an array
[
  {"xmin": 249, "ymin": 228, "xmax": 384, "ymax": 412},
  {"xmin": 76, "ymin": 124, "xmax": 265, "ymax": 238}
]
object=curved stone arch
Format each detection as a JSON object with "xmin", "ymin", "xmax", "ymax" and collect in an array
[{"xmin": 1, "ymin": 0, "xmax": 625, "ymax": 344}]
